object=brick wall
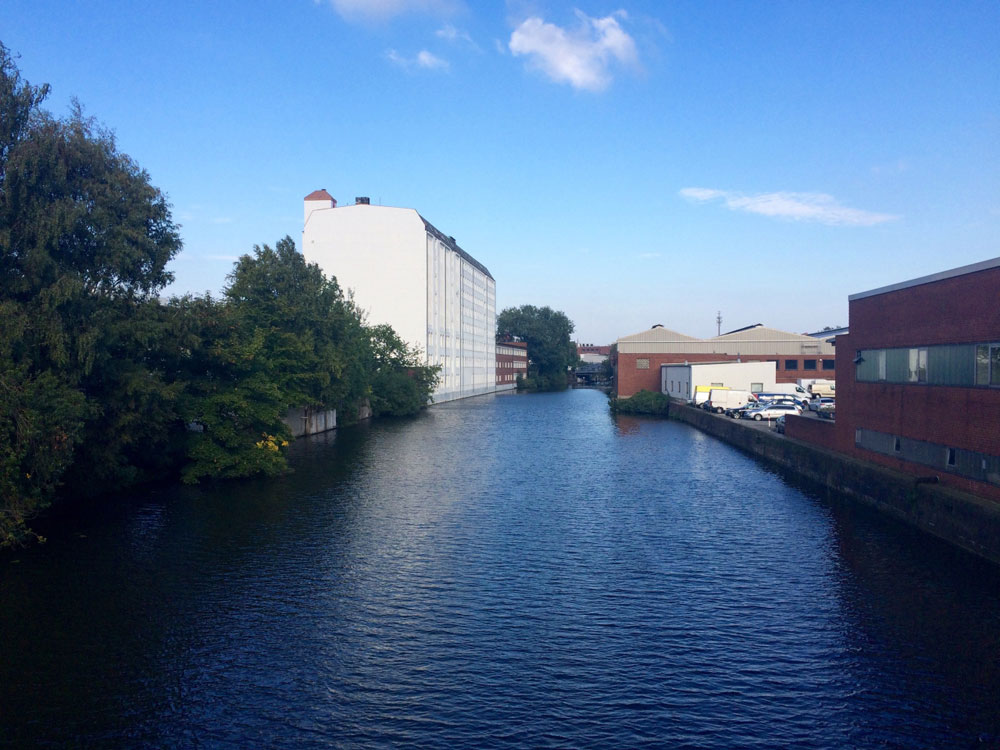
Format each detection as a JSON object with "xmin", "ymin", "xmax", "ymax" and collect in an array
[
  {"xmin": 796, "ymin": 267, "xmax": 1000, "ymax": 503},
  {"xmin": 616, "ymin": 352, "xmax": 836, "ymax": 398},
  {"xmin": 785, "ymin": 414, "xmax": 839, "ymax": 450}
]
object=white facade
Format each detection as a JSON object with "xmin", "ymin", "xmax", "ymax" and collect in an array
[
  {"xmin": 303, "ymin": 193, "xmax": 496, "ymax": 403},
  {"xmin": 661, "ymin": 361, "xmax": 777, "ymax": 402}
]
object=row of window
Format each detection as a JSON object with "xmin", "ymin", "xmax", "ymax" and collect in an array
[
  {"xmin": 856, "ymin": 343, "xmax": 1000, "ymax": 387},
  {"xmin": 636, "ymin": 357, "xmax": 834, "ymax": 371},
  {"xmin": 496, "ymin": 360, "xmax": 526, "ymax": 368},
  {"xmin": 779, "ymin": 358, "xmax": 835, "ymax": 371},
  {"xmin": 856, "ymin": 428, "xmax": 1000, "ymax": 486}
]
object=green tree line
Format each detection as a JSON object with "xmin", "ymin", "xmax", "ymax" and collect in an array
[
  {"xmin": 496, "ymin": 304, "xmax": 578, "ymax": 391},
  {"xmin": 0, "ymin": 44, "xmax": 437, "ymax": 546}
]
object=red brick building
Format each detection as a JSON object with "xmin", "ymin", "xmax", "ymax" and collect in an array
[
  {"xmin": 615, "ymin": 324, "xmax": 836, "ymax": 398},
  {"xmin": 787, "ymin": 257, "xmax": 1000, "ymax": 501},
  {"xmin": 496, "ymin": 340, "xmax": 528, "ymax": 391}
]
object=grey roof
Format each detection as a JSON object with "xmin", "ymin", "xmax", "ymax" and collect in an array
[{"xmin": 420, "ymin": 216, "xmax": 494, "ymax": 281}]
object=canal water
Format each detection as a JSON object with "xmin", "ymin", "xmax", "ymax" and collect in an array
[{"xmin": 2, "ymin": 389, "xmax": 999, "ymax": 748}]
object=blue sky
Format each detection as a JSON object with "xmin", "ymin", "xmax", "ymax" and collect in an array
[{"xmin": 4, "ymin": 0, "xmax": 998, "ymax": 342}]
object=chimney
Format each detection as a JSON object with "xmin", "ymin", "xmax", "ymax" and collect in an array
[
  {"xmin": 304, "ymin": 189, "xmax": 336, "ymax": 226},
  {"xmin": 355, "ymin": 196, "xmax": 370, "ymax": 205}
]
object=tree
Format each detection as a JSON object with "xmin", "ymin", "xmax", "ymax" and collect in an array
[
  {"xmin": 496, "ymin": 305, "xmax": 578, "ymax": 390},
  {"xmin": 176, "ymin": 238, "xmax": 372, "ymax": 483},
  {"xmin": 367, "ymin": 324, "xmax": 440, "ymax": 417},
  {"xmin": 0, "ymin": 43, "xmax": 182, "ymax": 543}
]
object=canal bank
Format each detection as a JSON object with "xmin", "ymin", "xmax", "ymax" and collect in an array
[{"xmin": 670, "ymin": 403, "xmax": 1000, "ymax": 566}]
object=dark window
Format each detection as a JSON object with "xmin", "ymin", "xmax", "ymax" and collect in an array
[
  {"xmin": 804, "ymin": 359, "xmax": 817, "ymax": 370},
  {"xmin": 784, "ymin": 359, "xmax": 799, "ymax": 370},
  {"xmin": 822, "ymin": 359, "xmax": 835, "ymax": 371},
  {"xmin": 947, "ymin": 447, "xmax": 957, "ymax": 467},
  {"xmin": 894, "ymin": 437, "xmax": 901, "ymax": 453}
]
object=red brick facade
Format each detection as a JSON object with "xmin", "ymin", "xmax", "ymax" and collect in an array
[
  {"xmin": 616, "ymin": 352, "xmax": 835, "ymax": 398},
  {"xmin": 496, "ymin": 341, "xmax": 528, "ymax": 387},
  {"xmin": 787, "ymin": 263, "xmax": 1000, "ymax": 502}
]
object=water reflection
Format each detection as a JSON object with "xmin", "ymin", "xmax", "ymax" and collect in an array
[{"xmin": 2, "ymin": 388, "xmax": 999, "ymax": 748}]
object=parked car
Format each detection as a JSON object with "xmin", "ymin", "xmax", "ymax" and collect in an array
[
  {"xmin": 774, "ymin": 415, "xmax": 786, "ymax": 433},
  {"xmin": 741, "ymin": 402, "xmax": 802, "ymax": 421},
  {"xmin": 725, "ymin": 403, "xmax": 760, "ymax": 419},
  {"xmin": 808, "ymin": 397, "xmax": 836, "ymax": 412},
  {"xmin": 816, "ymin": 402, "xmax": 836, "ymax": 420}
]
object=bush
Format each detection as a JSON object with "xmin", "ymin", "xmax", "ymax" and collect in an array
[{"xmin": 609, "ymin": 389, "xmax": 671, "ymax": 416}]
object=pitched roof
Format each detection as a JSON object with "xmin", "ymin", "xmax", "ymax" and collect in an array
[
  {"xmin": 617, "ymin": 326, "xmax": 700, "ymax": 344},
  {"xmin": 420, "ymin": 216, "xmax": 494, "ymax": 280},
  {"xmin": 304, "ymin": 189, "xmax": 334, "ymax": 201}
]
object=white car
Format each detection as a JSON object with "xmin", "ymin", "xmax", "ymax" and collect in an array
[
  {"xmin": 808, "ymin": 397, "xmax": 835, "ymax": 412},
  {"xmin": 741, "ymin": 402, "xmax": 802, "ymax": 421}
]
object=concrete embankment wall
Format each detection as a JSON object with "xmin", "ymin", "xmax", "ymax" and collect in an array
[{"xmin": 670, "ymin": 404, "xmax": 1000, "ymax": 566}]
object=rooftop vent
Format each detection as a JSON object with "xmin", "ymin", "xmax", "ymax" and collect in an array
[{"xmin": 355, "ymin": 196, "xmax": 370, "ymax": 205}]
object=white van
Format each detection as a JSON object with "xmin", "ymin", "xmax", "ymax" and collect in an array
[
  {"xmin": 809, "ymin": 381, "xmax": 836, "ymax": 398},
  {"xmin": 706, "ymin": 389, "xmax": 755, "ymax": 414},
  {"xmin": 768, "ymin": 383, "xmax": 811, "ymax": 399}
]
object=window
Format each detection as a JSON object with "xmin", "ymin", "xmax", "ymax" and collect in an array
[
  {"xmin": 822, "ymin": 359, "xmax": 835, "ymax": 371},
  {"xmin": 947, "ymin": 447, "xmax": 957, "ymax": 467},
  {"xmin": 636, "ymin": 359, "xmax": 649, "ymax": 369},
  {"xmin": 907, "ymin": 348, "xmax": 927, "ymax": 382},
  {"xmin": 785, "ymin": 359, "xmax": 799, "ymax": 370},
  {"xmin": 804, "ymin": 359, "xmax": 817, "ymax": 371},
  {"xmin": 711, "ymin": 382, "xmax": 724, "ymax": 387},
  {"xmin": 751, "ymin": 382, "xmax": 763, "ymax": 393},
  {"xmin": 981, "ymin": 344, "xmax": 1000, "ymax": 386},
  {"xmin": 894, "ymin": 436, "xmax": 901, "ymax": 453}
]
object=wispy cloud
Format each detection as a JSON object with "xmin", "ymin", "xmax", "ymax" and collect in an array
[
  {"xmin": 508, "ymin": 10, "xmax": 638, "ymax": 91},
  {"xmin": 679, "ymin": 187, "xmax": 900, "ymax": 226},
  {"xmin": 207, "ymin": 254, "xmax": 240, "ymax": 262},
  {"xmin": 324, "ymin": 0, "xmax": 457, "ymax": 22},
  {"xmin": 436, "ymin": 23, "xmax": 478, "ymax": 50},
  {"xmin": 387, "ymin": 48, "xmax": 449, "ymax": 70},
  {"xmin": 638, "ymin": 252, "xmax": 661, "ymax": 259},
  {"xmin": 211, "ymin": 216, "xmax": 233, "ymax": 224}
]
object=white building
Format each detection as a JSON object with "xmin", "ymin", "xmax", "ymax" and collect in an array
[
  {"xmin": 661, "ymin": 360, "xmax": 778, "ymax": 402},
  {"xmin": 302, "ymin": 191, "xmax": 496, "ymax": 403}
]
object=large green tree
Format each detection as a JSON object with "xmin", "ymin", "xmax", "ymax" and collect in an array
[
  {"xmin": 496, "ymin": 305, "xmax": 578, "ymax": 390},
  {"xmin": 0, "ymin": 43, "xmax": 182, "ymax": 543},
  {"xmin": 176, "ymin": 237, "xmax": 372, "ymax": 483}
]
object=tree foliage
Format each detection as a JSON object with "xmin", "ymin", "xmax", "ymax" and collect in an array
[
  {"xmin": 609, "ymin": 389, "xmax": 672, "ymax": 417},
  {"xmin": 496, "ymin": 305, "xmax": 578, "ymax": 390},
  {"xmin": 0, "ymin": 45, "xmax": 438, "ymax": 546},
  {"xmin": 1, "ymin": 43, "xmax": 181, "ymax": 544}
]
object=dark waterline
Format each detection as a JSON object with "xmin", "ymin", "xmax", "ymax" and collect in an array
[{"xmin": 2, "ymin": 389, "xmax": 1000, "ymax": 748}]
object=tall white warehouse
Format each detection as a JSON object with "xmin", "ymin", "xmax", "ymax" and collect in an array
[{"xmin": 302, "ymin": 190, "xmax": 496, "ymax": 403}]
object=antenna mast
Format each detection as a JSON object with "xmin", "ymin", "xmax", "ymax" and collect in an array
[{"xmin": 716, "ymin": 311, "xmax": 722, "ymax": 337}]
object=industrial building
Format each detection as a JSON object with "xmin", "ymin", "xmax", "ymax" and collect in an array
[
  {"xmin": 615, "ymin": 324, "xmax": 836, "ymax": 398},
  {"xmin": 662, "ymin": 361, "xmax": 777, "ymax": 402},
  {"xmin": 303, "ymin": 191, "xmax": 496, "ymax": 403},
  {"xmin": 496, "ymin": 340, "xmax": 528, "ymax": 391},
  {"xmin": 787, "ymin": 257, "xmax": 1000, "ymax": 501}
]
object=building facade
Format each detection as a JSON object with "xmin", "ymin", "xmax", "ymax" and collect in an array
[
  {"xmin": 615, "ymin": 324, "xmax": 836, "ymax": 398},
  {"xmin": 662, "ymin": 361, "xmax": 778, "ymax": 402},
  {"xmin": 496, "ymin": 340, "xmax": 528, "ymax": 391},
  {"xmin": 787, "ymin": 257, "xmax": 1000, "ymax": 501},
  {"xmin": 303, "ymin": 191, "xmax": 496, "ymax": 403}
]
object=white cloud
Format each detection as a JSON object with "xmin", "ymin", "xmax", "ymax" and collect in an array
[
  {"xmin": 436, "ymin": 23, "xmax": 477, "ymax": 49},
  {"xmin": 326, "ymin": 0, "xmax": 457, "ymax": 22},
  {"xmin": 387, "ymin": 48, "xmax": 449, "ymax": 70},
  {"xmin": 508, "ymin": 10, "xmax": 638, "ymax": 91},
  {"xmin": 417, "ymin": 50, "xmax": 448, "ymax": 69},
  {"xmin": 680, "ymin": 187, "xmax": 900, "ymax": 226}
]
